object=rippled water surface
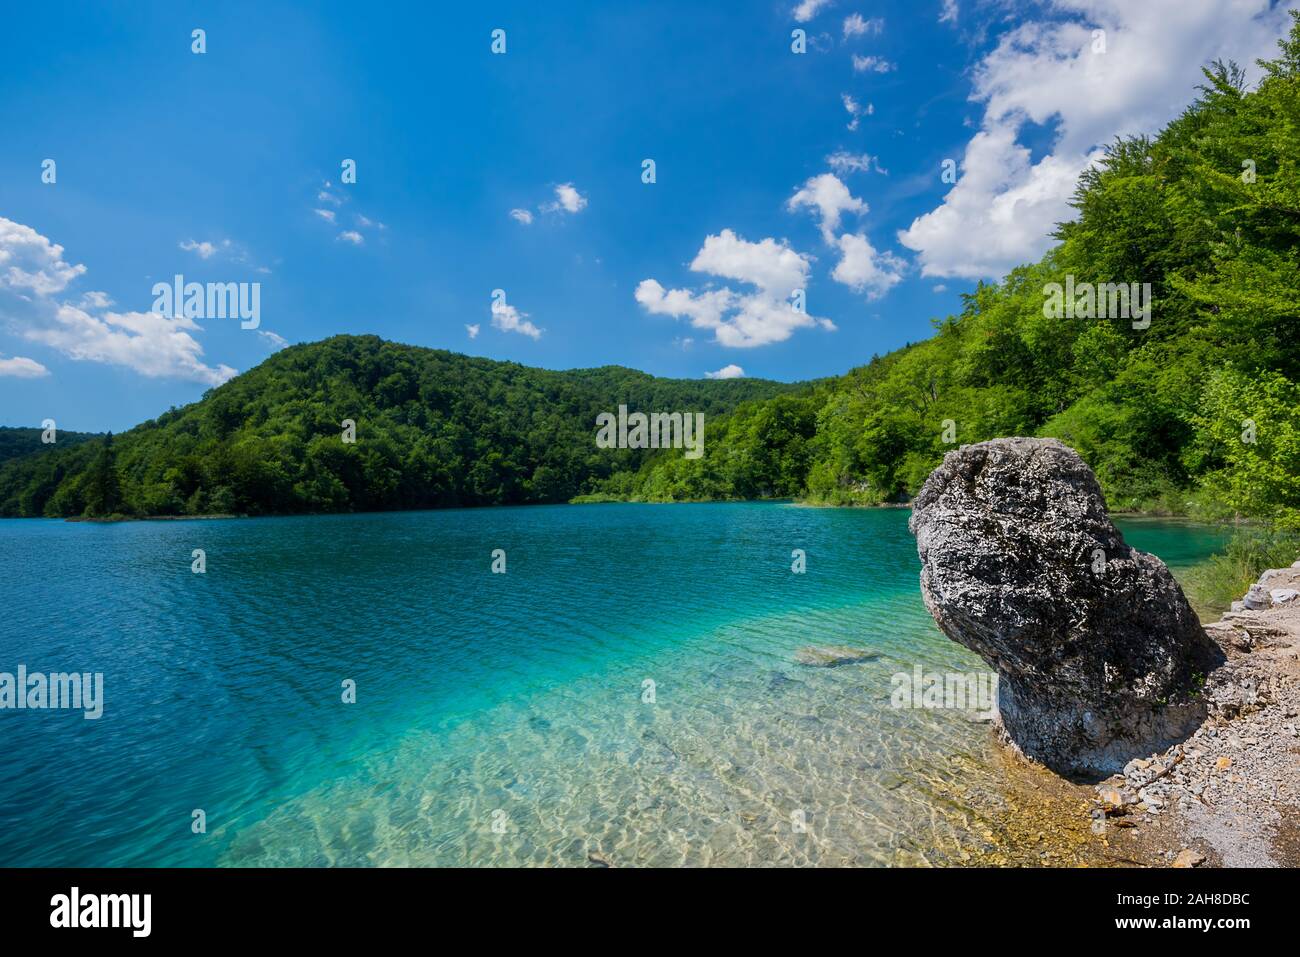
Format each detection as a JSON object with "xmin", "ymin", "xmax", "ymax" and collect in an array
[{"xmin": 0, "ymin": 503, "xmax": 1229, "ymax": 866}]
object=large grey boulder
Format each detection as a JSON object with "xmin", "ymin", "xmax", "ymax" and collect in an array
[{"xmin": 908, "ymin": 437, "xmax": 1222, "ymax": 777}]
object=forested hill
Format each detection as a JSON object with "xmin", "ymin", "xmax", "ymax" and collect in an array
[
  {"xmin": 0, "ymin": 335, "xmax": 800, "ymax": 517},
  {"xmin": 595, "ymin": 17, "xmax": 1300, "ymax": 529},
  {"xmin": 0, "ymin": 427, "xmax": 99, "ymax": 466}
]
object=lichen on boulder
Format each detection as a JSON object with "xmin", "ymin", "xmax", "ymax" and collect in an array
[{"xmin": 908, "ymin": 437, "xmax": 1223, "ymax": 777}]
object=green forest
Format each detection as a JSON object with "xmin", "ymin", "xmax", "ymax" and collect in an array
[
  {"xmin": 1, "ymin": 18, "xmax": 1298, "ymax": 531},
  {"xmin": 0, "ymin": 426, "xmax": 98, "ymax": 467},
  {"xmin": 0, "ymin": 338, "xmax": 795, "ymax": 517}
]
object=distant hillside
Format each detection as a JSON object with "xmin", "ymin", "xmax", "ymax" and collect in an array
[
  {"xmin": 0, "ymin": 427, "xmax": 100, "ymax": 466},
  {"xmin": 0, "ymin": 335, "xmax": 800, "ymax": 517}
]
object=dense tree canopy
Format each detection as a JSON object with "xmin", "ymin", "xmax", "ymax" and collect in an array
[
  {"xmin": 0, "ymin": 426, "xmax": 98, "ymax": 466},
  {"xmin": 0, "ymin": 337, "xmax": 796, "ymax": 518}
]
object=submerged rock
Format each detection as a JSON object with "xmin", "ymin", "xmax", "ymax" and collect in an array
[
  {"xmin": 793, "ymin": 645, "xmax": 880, "ymax": 667},
  {"xmin": 909, "ymin": 437, "xmax": 1223, "ymax": 776}
]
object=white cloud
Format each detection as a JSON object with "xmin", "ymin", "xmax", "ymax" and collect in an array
[
  {"xmin": 509, "ymin": 208, "xmax": 534, "ymax": 225},
  {"xmin": 0, "ymin": 217, "xmax": 235, "ymax": 386},
  {"xmin": 465, "ymin": 323, "xmax": 480, "ymax": 339},
  {"xmin": 490, "ymin": 298, "xmax": 542, "ymax": 339},
  {"xmin": 311, "ymin": 181, "xmax": 382, "ymax": 245},
  {"xmin": 831, "ymin": 232, "xmax": 905, "ymax": 299},
  {"xmin": 0, "ymin": 219, "xmax": 85, "ymax": 296},
  {"xmin": 0, "ymin": 354, "xmax": 49, "ymax": 378},
  {"xmin": 258, "ymin": 330, "xmax": 288, "ymax": 350},
  {"xmin": 24, "ymin": 304, "xmax": 236, "ymax": 386},
  {"xmin": 899, "ymin": 0, "xmax": 1296, "ymax": 279},
  {"xmin": 843, "ymin": 14, "xmax": 884, "ymax": 37},
  {"xmin": 787, "ymin": 173, "xmax": 867, "ymax": 242},
  {"xmin": 826, "ymin": 150, "xmax": 887, "ymax": 175},
  {"xmin": 179, "ymin": 239, "xmax": 218, "ymax": 259},
  {"xmin": 793, "ymin": 0, "xmax": 834, "ymax": 23},
  {"xmin": 541, "ymin": 183, "xmax": 587, "ymax": 215},
  {"xmin": 852, "ymin": 54, "xmax": 895, "ymax": 73},
  {"xmin": 635, "ymin": 229, "xmax": 830, "ymax": 348},
  {"xmin": 179, "ymin": 238, "xmax": 267, "ymax": 272},
  {"xmin": 900, "ymin": 126, "xmax": 1091, "ymax": 280},
  {"xmin": 636, "ymin": 280, "xmax": 734, "ymax": 330},
  {"xmin": 784, "ymin": 171, "xmax": 903, "ymax": 302},
  {"xmin": 939, "ymin": 0, "xmax": 958, "ymax": 25},
  {"xmin": 706, "ymin": 364, "xmax": 745, "ymax": 379},
  {"xmin": 841, "ymin": 93, "xmax": 873, "ymax": 130}
]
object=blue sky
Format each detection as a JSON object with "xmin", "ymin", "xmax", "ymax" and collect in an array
[{"xmin": 1, "ymin": 0, "xmax": 1295, "ymax": 431}]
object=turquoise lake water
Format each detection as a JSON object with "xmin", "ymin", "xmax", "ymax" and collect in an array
[{"xmin": 0, "ymin": 503, "xmax": 1230, "ymax": 866}]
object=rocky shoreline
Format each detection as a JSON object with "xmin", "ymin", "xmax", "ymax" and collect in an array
[{"xmin": 1087, "ymin": 562, "xmax": 1300, "ymax": 867}]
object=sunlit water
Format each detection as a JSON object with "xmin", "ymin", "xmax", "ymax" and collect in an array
[{"xmin": 0, "ymin": 503, "xmax": 1229, "ymax": 866}]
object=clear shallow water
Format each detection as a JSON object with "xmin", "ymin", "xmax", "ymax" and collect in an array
[{"xmin": 0, "ymin": 503, "xmax": 1229, "ymax": 867}]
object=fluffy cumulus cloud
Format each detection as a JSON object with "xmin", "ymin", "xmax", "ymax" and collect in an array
[
  {"xmin": 635, "ymin": 229, "xmax": 831, "ymax": 348},
  {"xmin": 541, "ymin": 183, "xmax": 588, "ymax": 215},
  {"xmin": 899, "ymin": 0, "xmax": 1296, "ymax": 279},
  {"xmin": 832, "ymin": 232, "xmax": 905, "ymax": 299},
  {"xmin": 509, "ymin": 208, "xmax": 533, "ymax": 225},
  {"xmin": 465, "ymin": 323, "xmax": 480, "ymax": 339},
  {"xmin": 0, "ymin": 216, "xmax": 235, "ymax": 385},
  {"xmin": 787, "ymin": 173, "xmax": 867, "ymax": 242},
  {"xmin": 939, "ymin": 0, "xmax": 958, "ymax": 25},
  {"xmin": 705, "ymin": 364, "xmax": 745, "ymax": 379},
  {"xmin": 490, "ymin": 297, "xmax": 542, "ymax": 339},
  {"xmin": 786, "ymin": 174, "xmax": 905, "ymax": 298}
]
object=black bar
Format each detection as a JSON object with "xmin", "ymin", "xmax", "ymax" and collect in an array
[{"xmin": 0, "ymin": 867, "xmax": 1276, "ymax": 942}]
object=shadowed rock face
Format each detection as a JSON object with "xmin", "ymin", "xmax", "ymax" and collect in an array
[{"xmin": 909, "ymin": 437, "xmax": 1223, "ymax": 777}]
